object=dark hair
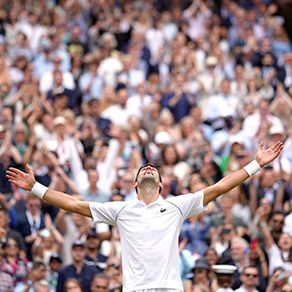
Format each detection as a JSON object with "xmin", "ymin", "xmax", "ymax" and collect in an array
[
  {"xmin": 271, "ymin": 210, "xmax": 285, "ymax": 218},
  {"xmin": 161, "ymin": 145, "xmax": 179, "ymax": 165},
  {"xmin": 92, "ymin": 272, "xmax": 109, "ymax": 283},
  {"xmin": 31, "ymin": 260, "xmax": 46, "ymax": 270},
  {"xmin": 2, "ymin": 237, "xmax": 20, "ymax": 249},
  {"xmin": 134, "ymin": 163, "xmax": 162, "ymax": 194},
  {"xmin": 64, "ymin": 278, "xmax": 83, "ymax": 292}
]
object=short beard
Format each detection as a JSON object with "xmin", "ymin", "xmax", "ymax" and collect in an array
[{"xmin": 139, "ymin": 175, "xmax": 157, "ymax": 195}]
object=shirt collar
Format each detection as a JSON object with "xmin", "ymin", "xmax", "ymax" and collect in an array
[{"xmin": 134, "ymin": 196, "xmax": 164, "ymax": 207}]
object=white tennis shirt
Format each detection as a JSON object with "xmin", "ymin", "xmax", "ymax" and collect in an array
[{"xmin": 89, "ymin": 190, "xmax": 206, "ymax": 292}]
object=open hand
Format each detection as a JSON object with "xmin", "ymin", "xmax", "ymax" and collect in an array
[
  {"xmin": 255, "ymin": 141, "xmax": 283, "ymax": 167},
  {"xmin": 6, "ymin": 164, "xmax": 36, "ymax": 191}
]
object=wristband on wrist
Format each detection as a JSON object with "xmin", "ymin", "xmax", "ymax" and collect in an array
[
  {"xmin": 31, "ymin": 182, "xmax": 48, "ymax": 199},
  {"xmin": 243, "ymin": 160, "xmax": 261, "ymax": 176}
]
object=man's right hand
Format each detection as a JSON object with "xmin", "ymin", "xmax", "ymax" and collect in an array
[{"xmin": 6, "ymin": 164, "xmax": 36, "ymax": 191}]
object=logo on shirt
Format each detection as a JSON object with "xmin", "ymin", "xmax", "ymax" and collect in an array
[{"xmin": 160, "ymin": 208, "xmax": 167, "ymax": 213}]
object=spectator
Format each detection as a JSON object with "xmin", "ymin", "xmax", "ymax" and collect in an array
[
  {"xmin": 79, "ymin": 53, "xmax": 103, "ymax": 102},
  {"xmin": 16, "ymin": 194, "xmax": 45, "ymax": 261},
  {"xmin": 47, "ymin": 70, "xmax": 78, "ymax": 111},
  {"xmin": 2, "ymin": 237, "xmax": 29, "ymax": 287},
  {"xmin": 105, "ymin": 257, "xmax": 123, "ymax": 292},
  {"xmin": 259, "ymin": 218, "xmax": 292, "ymax": 275},
  {"xmin": 218, "ymin": 237, "xmax": 250, "ymax": 289},
  {"xmin": 32, "ymin": 279, "xmax": 51, "ymax": 292},
  {"xmin": 64, "ymin": 278, "xmax": 83, "ymax": 292},
  {"xmin": 81, "ymin": 169, "xmax": 110, "ymax": 203},
  {"xmin": 47, "ymin": 253, "xmax": 63, "ymax": 290},
  {"xmin": 31, "ymin": 214, "xmax": 64, "ymax": 264},
  {"xmin": 0, "ymin": 203, "xmax": 26, "ymax": 254},
  {"xmin": 90, "ymin": 273, "xmax": 110, "ymax": 292},
  {"xmin": 212, "ymin": 264, "xmax": 237, "ymax": 292},
  {"xmin": 235, "ymin": 266, "xmax": 260, "ymax": 292},
  {"xmin": 14, "ymin": 260, "xmax": 47, "ymax": 292},
  {"xmin": 56, "ymin": 240, "xmax": 97, "ymax": 292},
  {"xmin": 84, "ymin": 230, "xmax": 107, "ymax": 273},
  {"xmin": 184, "ymin": 258, "xmax": 211, "ymax": 292}
]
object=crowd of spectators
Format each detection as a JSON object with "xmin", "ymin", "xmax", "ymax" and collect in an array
[{"xmin": 0, "ymin": 0, "xmax": 292, "ymax": 291}]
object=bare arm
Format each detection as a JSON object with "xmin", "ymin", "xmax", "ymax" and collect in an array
[
  {"xmin": 203, "ymin": 141, "xmax": 283, "ymax": 206},
  {"xmin": 6, "ymin": 165, "xmax": 92, "ymax": 218},
  {"xmin": 260, "ymin": 219, "xmax": 274, "ymax": 250}
]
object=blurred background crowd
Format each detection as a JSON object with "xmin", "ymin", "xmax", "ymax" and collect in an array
[{"xmin": 0, "ymin": 0, "xmax": 292, "ymax": 291}]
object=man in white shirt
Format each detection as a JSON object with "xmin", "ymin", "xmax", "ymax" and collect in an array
[
  {"xmin": 6, "ymin": 141, "xmax": 283, "ymax": 292},
  {"xmin": 242, "ymin": 99, "xmax": 283, "ymax": 138},
  {"xmin": 101, "ymin": 86, "xmax": 133, "ymax": 128}
]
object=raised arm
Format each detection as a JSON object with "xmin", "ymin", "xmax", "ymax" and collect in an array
[
  {"xmin": 6, "ymin": 165, "xmax": 92, "ymax": 218},
  {"xmin": 203, "ymin": 141, "xmax": 283, "ymax": 206}
]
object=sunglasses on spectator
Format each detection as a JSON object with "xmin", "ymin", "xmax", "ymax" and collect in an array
[
  {"xmin": 93, "ymin": 285, "xmax": 108, "ymax": 290},
  {"xmin": 196, "ymin": 269, "xmax": 207, "ymax": 274},
  {"xmin": 244, "ymin": 273, "xmax": 258, "ymax": 278},
  {"xmin": 108, "ymin": 264, "xmax": 120, "ymax": 269},
  {"xmin": 281, "ymin": 290, "xmax": 292, "ymax": 292},
  {"xmin": 273, "ymin": 219, "xmax": 284, "ymax": 224}
]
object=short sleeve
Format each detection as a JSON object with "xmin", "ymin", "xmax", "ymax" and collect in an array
[
  {"xmin": 89, "ymin": 201, "xmax": 126, "ymax": 225},
  {"xmin": 168, "ymin": 190, "xmax": 207, "ymax": 219}
]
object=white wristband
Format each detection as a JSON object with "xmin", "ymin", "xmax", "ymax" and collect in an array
[
  {"xmin": 31, "ymin": 182, "xmax": 48, "ymax": 199},
  {"xmin": 243, "ymin": 160, "xmax": 261, "ymax": 176}
]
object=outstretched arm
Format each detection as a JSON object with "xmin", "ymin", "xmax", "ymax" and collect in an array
[
  {"xmin": 203, "ymin": 141, "xmax": 283, "ymax": 206},
  {"xmin": 6, "ymin": 165, "xmax": 92, "ymax": 218}
]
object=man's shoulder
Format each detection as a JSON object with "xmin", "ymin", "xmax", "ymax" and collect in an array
[
  {"xmin": 166, "ymin": 190, "xmax": 204, "ymax": 203},
  {"xmin": 59, "ymin": 264, "xmax": 75, "ymax": 274},
  {"xmin": 89, "ymin": 200, "xmax": 130, "ymax": 211}
]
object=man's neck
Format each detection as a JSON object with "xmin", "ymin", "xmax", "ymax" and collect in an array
[
  {"xmin": 73, "ymin": 261, "xmax": 84, "ymax": 273},
  {"xmin": 89, "ymin": 185, "xmax": 98, "ymax": 193},
  {"xmin": 87, "ymin": 249, "xmax": 98, "ymax": 258},
  {"xmin": 243, "ymin": 285, "xmax": 255, "ymax": 292},
  {"xmin": 138, "ymin": 193, "xmax": 159, "ymax": 205}
]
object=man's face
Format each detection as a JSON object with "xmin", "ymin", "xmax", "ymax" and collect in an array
[
  {"xmin": 86, "ymin": 236, "xmax": 99, "ymax": 249},
  {"xmin": 91, "ymin": 277, "xmax": 109, "ymax": 292},
  {"xmin": 241, "ymin": 267, "xmax": 259, "ymax": 288},
  {"xmin": 271, "ymin": 214, "xmax": 284, "ymax": 232},
  {"xmin": 32, "ymin": 265, "xmax": 47, "ymax": 281},
  {"xmin": 136, "ymin": 165, "xmax": 160, "ymax": 185},
  {"xmin": 231, "ymin": 242, "xmax": 245, "ymax": 261},
  {"xmin": 26, "ymin": 198, "xmax": 41, "ymax": 215},
  {"xmin": 0, "ymin": 210, "xmax": 9, "ymax": 227},
  {"xmin": 135, "ymin": 165, "xmax": 162, "ymax": 196},
  {"xmin": 71, "ymin": 246, "xmax": 86, "ymax": 262}
]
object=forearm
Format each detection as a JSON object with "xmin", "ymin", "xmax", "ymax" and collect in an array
[
  {"xmin": 260, "ymin": 220, "xmax": 274, "ymax": 249},
  {"xmin": 10, "ymin": 147, "xmax": 23, "ymax": 163},
  {"xmin": 260, "ymin": 258, "xmax": 269, "ymax": 277},
  {"xmin": 42, "ymin": 189, "xmax": 87, "ymax": 215},
  {"xmin": 48, "ymin": 225, "xmax": 64, "ymax": 244},
  {"xmin": 203, "ymin": 168, "xmax": 249, "ymax": 205},
  {"xmin": 203, "ymin": 159, "xmax": 262, "ymax": 206},
  {"xmin": 265, "ymin": 280, "xmax": 275, "ymax": 292},
  {"xmin": 217, "ymin": 168, "xmax": 249, "ymax": 194}
]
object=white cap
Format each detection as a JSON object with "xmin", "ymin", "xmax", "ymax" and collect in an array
[
  {"xmin": 212, "ymin": 265, "xmax": 237, "ymax": 274},
  {"xmin": 269, "ymin": 124, "xmax": 284, "ymax": 135},
  {"xmin": 53, "ymin": 116, "xmax": 66, "ymax": 126},
  {"xmin": 154, "ymin": 131, "xmax": 173, "ymax": 145},
  {"xmin": 206, "ymin": 56, "xmax": 218, "ymax": 66}
]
